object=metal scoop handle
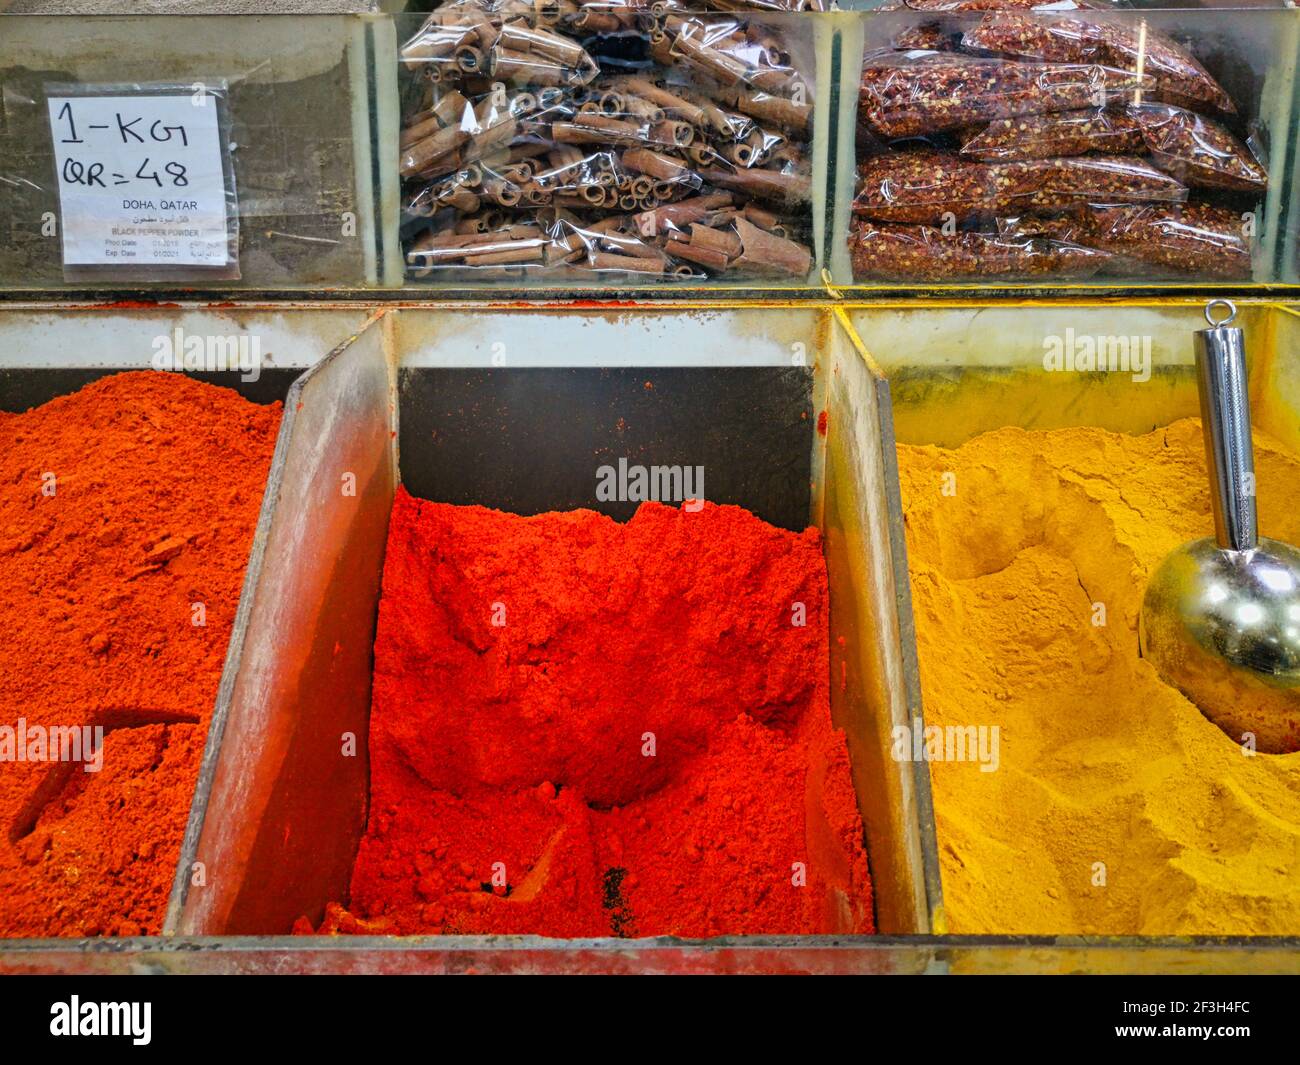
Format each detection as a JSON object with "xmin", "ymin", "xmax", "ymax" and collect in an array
[{"xmin": 1194, "ymin": 299, "xmax": 1257, "ymax": 552}]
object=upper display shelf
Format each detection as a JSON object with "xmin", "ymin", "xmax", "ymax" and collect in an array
[
  {"xmin": 0, "ymin": 2, "xmax": 1296, "ymax": 296},
  {"xmin": 832, "ymin": 1, "xmax": 1300, "ymax": 292}
]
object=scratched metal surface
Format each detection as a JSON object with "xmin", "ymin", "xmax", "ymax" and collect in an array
[
  {"xmin": 1, "ymin": 935, "xmax": 1298, "ymax": 975},
  {"xmin": 168, "ymin": 316, "xmax": 395, "ymax": 936}
]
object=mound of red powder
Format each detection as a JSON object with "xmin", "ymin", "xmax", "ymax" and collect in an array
[
  {"xmin": 329, "ymin": 487, "xmax": 873, "ymax": 937},
  {"xmin": 0, "ymin": 372, "xmax": 281, "ymax": 937}
]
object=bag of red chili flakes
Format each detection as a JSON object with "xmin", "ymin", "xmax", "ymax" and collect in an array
[
  {"xmin": 848, "ymin": 219, "xmax": 1111, "ymax": 281},
  {"xmin": 858, "ymin": 49, "xmax": 1149, "ymax": 139},
  {"xmin": 1002, "ymin": 202, "xmax": 1254, "ymax": 278},
  {"xmin": 884, "ymin": 0, "xmax": 1121, "ymax": 51},
  {"xmin": 957, "ymin": 104, "xmax": 1269, "ymax": 193},
  {"xmin": 958, "ymin": 107, "xmax": 1143, "ymax": 161},
  {"xmin": 1126, "ymin": 103, "xmax": 1267, "ymax": 193},
  {"xmin": 961, "ymin": 11, "xmax": 1236, "ymax": 114},
  {"xmin": 853, "ymin": 148, "xmax": 1185, "ymax": 225}
]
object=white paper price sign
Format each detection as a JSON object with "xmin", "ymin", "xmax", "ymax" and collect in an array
[{"xmin": 46, "ymin": 86, "xmax": 236, "ymax": 271}]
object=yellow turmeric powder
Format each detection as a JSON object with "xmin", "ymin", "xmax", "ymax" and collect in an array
[{"xmin": 897, "ymin": 418, "xmax": 1300, "ymax": 935}]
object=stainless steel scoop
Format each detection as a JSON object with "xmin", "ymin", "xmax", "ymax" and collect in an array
[{"xmin": 1139, "ymin": 299, "xmax": 1300, "ymax": 754}]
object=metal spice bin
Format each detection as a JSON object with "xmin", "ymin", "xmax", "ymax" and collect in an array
[
  {"xmin": 2, "ymin": 301, "xmax": 1297, "ymax": 973},
  {"xmin": 845, "ymin": 297, "xmax": 1300, "ymax": 975},
  {"xmin": 0, "ymin": 303, "xmax": 939, "ymax": 974}
]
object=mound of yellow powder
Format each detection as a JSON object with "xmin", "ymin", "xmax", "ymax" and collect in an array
[{"xmin": 898, "ymin": 418, "xmax": 1300, "ymax": 935}]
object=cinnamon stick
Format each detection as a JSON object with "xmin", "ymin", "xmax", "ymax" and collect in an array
[{"xmin": 733, "ymin": 216, "xmax": 810, "ymax": 277}]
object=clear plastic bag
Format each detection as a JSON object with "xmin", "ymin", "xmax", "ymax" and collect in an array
[
  {"xmin": 958, "ymin": 106, "xmax": 1142, "ymax": 161},
  {"xmin": 961, "ymin": 11, "xmax": 1235, "ymax": 114},
  {"xmin": 398, "ymin": 0, "xmax": 815, "ymax": 282},
  {"xmin": 884, "ymin": 0, "xmax": 1123, "ymax": 59},
  {"xmin": 1003, "ymin": 201, "xmax": 1253, "ymax": 278},
  {"xmin": 892, "ymin": 23, "xmax": 957, "ymax": 52},
  {"xmin": 1127, "ymin": 102, "xmax": 1267, "ymax": 194},
  {"xmin": 407, "ymin": 194, "xmax": 811, "ymax": 277},
  {"xmin": 853, "ymin": 148, "xmax": 1185, "ymax": 224},
  {"xmin": 853, "ymin": 3, "xmax": 1267, "ymax": 284},
  {"xmin": 848, "ymin": 218, "xmax": 1110, "ymax": 280},
  {"xmin": 859, "ymin": 50, "xmax": 1148, "ymax": 139},
  {"xmin": 880, "ymin": 0, "xmax": 1116, "ymax": 11}
]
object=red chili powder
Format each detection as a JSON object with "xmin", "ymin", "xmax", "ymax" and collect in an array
[
  {"xmin": 0, "ymin": 372, "xmax": 281, "ymax": 936},
  {"xmin": 316, "ymin": 486, "xmax": 874, "ymax": 937}
]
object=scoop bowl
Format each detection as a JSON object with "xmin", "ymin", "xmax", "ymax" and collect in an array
[
  {"xmin": 1139, "ymin": 299, "xmax": 1300, "ymax": 753},
  {"xmin": 1141, "ymin": 536, "xmax": 1300, "ymax": 753}
]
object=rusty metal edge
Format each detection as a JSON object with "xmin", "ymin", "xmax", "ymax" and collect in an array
[{"xmin": 162, "ymin": 310, "xmax": 391, "ymax": 934}]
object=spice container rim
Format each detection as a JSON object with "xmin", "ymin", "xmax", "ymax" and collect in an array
[
  {"xmin": 3, "ymin": 933, "xmax": 1299, "ymax": 946},
  {"xmin": 1, "ymin": 933, "xmax": 1298, "ymax": 977},
  {"xmin": 836, "ymin": 304, "xmax": 944, "ymax": 933}
]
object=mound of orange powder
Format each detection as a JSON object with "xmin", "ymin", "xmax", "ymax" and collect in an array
[
  {"xmin": 322, "ymin": 487, "xmax": 873, "ymax": 937},
  {"xmin": 0, "ymin": 372, "xmax": 280, "ymax": 937}
]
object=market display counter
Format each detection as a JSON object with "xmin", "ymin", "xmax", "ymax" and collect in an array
[{"xmin": 1, "ymin": 299, "xmax": 1297, "ymax": 972}]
